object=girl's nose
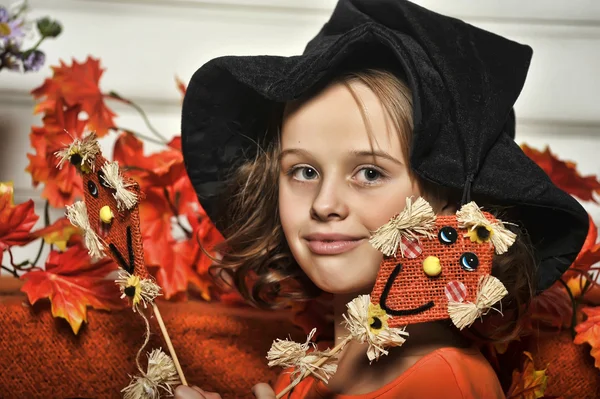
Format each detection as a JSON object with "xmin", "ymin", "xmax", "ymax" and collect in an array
[{"xmin": 310, "ymin": 179, "xmax": 349, "ymax": 221}]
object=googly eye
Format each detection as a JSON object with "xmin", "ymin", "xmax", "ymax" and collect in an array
[
  {"xmin": 438, "ymin": 226, "xmax": 458, "ymax": 245},
  {"xmin": 87, "ymin": 180, "xmax": 98, "ymax": 198},
  {"xmin": 459, "ymin": 252, "xmax": 479, "ymax": 271},
  {"xmin": 97, "ymin": 170, "xmax": 111, "ymax": 189}
]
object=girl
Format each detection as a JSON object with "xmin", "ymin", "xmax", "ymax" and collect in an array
[{"xmin": 177, "ymin": 0, "xmax": 589, "ymax": 398}]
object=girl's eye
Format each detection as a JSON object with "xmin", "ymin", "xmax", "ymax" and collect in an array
[
  {"xmin": 356, "ymin": 167, "xmax": 384, "ymax": 184},
  {"xmin": 291, "ymin": 166, "xmax": 318, "ymax": 181}
]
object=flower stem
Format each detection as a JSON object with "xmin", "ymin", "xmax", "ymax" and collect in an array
[
  {"xmin": 106, "ymin": 92, "xmax": 169, "ymax": 143},
  {"xmin": 30, "ymin": 36, "xmax": 45, "ymax": 51}
]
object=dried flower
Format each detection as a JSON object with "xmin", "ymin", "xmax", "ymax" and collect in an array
[
  {"xmin": 116, "ymin": 270, "xmax": 162, "ymax": 310},
  {"xmin": 267, "ymin": 328, "xmax": 338, "ymax": 386},
  {"xmin": 343, "ymin": 295, "xmax": 409, "ymax": 362}
]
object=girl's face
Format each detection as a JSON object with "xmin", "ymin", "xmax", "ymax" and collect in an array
[{"xmin": 278, "ymin": 81, "xmax": 421, "ymax": 295}]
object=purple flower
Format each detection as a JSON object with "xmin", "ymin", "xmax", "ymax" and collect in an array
[
  {"xmin": 1, "ymin": 19, "xmax": 25, "ymax": 45},
  {"xmin": 0, "ymin": 7, "xmax": 8, "ymax": 23},
  {"xmin": 22, "ymin": 49, "xmax": 44, "ymax": 72}
]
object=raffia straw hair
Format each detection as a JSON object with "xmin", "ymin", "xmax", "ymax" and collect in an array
[
  {"xmin": 65, "ymin": 201, "xmax": 105, "ymax": 258},
  {"xmin": 343, "ymin": 295, "xmax": 408, "ymax": 362},
  {"xmin": 100, "ymin": 161, "xmax": 139, "ymax": 210},
  {"xmin": 456, "ymin": 201, "xmax": 517, "ymax": 255},
  {"xmin": 448, "ymin": 275, "xmax": 508, "ymax": 330},
  {"xmin": 55, "ymin": 132, "xmax": 101, "ymax": 173},
  {"xmin": 267, "ymin": 328, "xmax": 338, "ymax": 387},
  {"xmin": 115, "ymin": 270, "xmax": 162, "ymax": 310},
  {"xmin": 369, "ymin": 197, "xmax": 436, "ymax": 257},
  {"xmin": 122, "ymin": 348, "xmax": 180, "ymax": 399}
]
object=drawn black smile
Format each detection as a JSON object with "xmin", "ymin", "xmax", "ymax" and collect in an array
[{"xmin": 380, "ymin": 263, "xmax": 435, "ymax": 316}]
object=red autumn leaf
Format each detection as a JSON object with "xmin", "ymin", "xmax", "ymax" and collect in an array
[
  {"xmin": 113, "ymin": 132, "xmax": 184, "ymax": 187},
  {"xmin": 31, "ymin": 56, "xmax": 116, "ymax": 136},
  {"xmin": 188, "ymin": 214, "xmax": 224, "ymax": 276},
  {"xmin": 0, "ymin": 191, "xmax": 39, "ymax": 252},
  {"xmin": 140, "ymin": 187, "xmax": 174, "ymax": 262},
  {"xmin": 527, "ymin": 283, "xmax": 573, "ymax": 329},
  {"xmin": 168, "ymin": 136, "xmax": 182, "ymax": 151},
  {"xmin": 154, "ymin": 238, "xmax": 205, "ymax": 300},
  {"xmin": 522, "ymin": 144, "xmax": 600, "ymax": 202},
  {"xmin": 574, "ymin": 306, "xmax": 600, "ymax": 368},
  {"xmin": 506, "ymin": 351, "xmax": 548, "ymax": 399},
  {"xmin": 20, "ymin": 245, "xmax": 125, "ymax": 334}
]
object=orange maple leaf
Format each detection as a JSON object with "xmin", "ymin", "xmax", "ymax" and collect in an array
[
  {"xmin": 0, "ymin": 191, "xmax": 39, "ymax": 253},
  {"xmin": 20, "ymin": 245, "xmax": 125, "ymax": 334},
  {"xmin": 30, "ymin": 217, "xmax": 80, "ymax": 252},
  {"xmin": 31, "ymin": 56, "xmax": 116, "ymax": 136},
  {"xmin": 154, "ymin": 238, "xmax": 206, "ymax": 300},
  {"xmin": 26, "ymin": 103, "xmax": 86, "ymax": 208},
  {"xmin": 522, "ymin": 144, "xmax": 600, "ymax": 202},
  {"xmin": 574, "ymin": 306, "xmax": 600, "ymax": 368},
  {"xmin": 506, "ymin": 351, "xmax": 548, "ymax": 399}
]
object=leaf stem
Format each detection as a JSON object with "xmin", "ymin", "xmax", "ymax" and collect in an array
[
  {"xmin": 163, "ymin": 188, "xmax": 192, "ymax": 238},
  {"xmin": 557, "ymin": 278, "xmax": 577, "ymax": 339},
  {"xmin": 114, "ymin": 128, "xmax": 169, "ymax": 147},
  {"xmin": 106, "ymin": 92, "xmax": 169, "ymax": 143},
  {"xmin": 1, "ymin": 264, "xmax": 19, "ymax": 277}
]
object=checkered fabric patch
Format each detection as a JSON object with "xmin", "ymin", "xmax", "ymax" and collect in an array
[
  {"xmin": 445, "ymin": 281, "xmax": 467, "ymax": 302},
  {"xmin": 400, "ymin": 237, "xmax": 423, "ymax": 259}
]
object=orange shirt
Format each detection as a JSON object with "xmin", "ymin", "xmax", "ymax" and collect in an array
[{"xmin": 274, "ymin": 346, "xmax": 505, "ymax": 399}]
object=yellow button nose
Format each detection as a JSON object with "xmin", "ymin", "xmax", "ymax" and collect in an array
[
  {"xmin": 423, "ymin": 256, "xmax": 441, "ymax": 277},
  {"xmin": 99, "ymin": 205, "xmax": 114, "ymax": 224}
]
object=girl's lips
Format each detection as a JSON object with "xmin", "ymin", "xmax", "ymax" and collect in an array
[{"xmin": 305, "ymin": 239, "xmax": 365, "ymax": 255}]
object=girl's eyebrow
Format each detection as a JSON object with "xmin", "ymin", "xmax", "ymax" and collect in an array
[
  {"xmin": 350, "ymin": 150, "xmax": 403, "ymax": 165},
  {"xmin": 279, "ymin": 148, "xmax": 310, "ymax": 161}
]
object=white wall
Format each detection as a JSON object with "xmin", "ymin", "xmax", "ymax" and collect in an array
[{"xmin": 1, "ymin": 0, "xmax": 599, "ymax": 268}]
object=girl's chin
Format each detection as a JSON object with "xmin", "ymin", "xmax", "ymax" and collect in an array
[{"xmin": 309, "ymin": 269, "xmax": 376, "ymax": 295}]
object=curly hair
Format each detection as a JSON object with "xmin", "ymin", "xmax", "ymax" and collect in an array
[{"xmin": 210, "ymin": 69, "xmax": 536, "ymax": 341}]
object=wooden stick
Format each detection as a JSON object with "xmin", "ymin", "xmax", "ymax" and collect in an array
[
  {"xmin": 152, "ymin": 302, "xmax": 188, "ymax": 386},
  {"xmin": 275, "ymin": 335, "xmax": 352, "ymax": 399}
]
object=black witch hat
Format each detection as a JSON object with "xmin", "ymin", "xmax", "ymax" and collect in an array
[{"xmin": 181, "ymin": 0, "xmax": 589, "ymax": 292}]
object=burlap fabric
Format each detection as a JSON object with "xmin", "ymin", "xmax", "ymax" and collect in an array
[
  {"xmin": 0, "ymin": 279, "xmax": 303, "ymax": 399},
  {"xmin": 528, "ymin": 331, "xmax": 600, "ymax": 399},
  {"xmin": 370, "ymin": 214, "xmax": 495, "ymax": 327},
  {"xmin": 82, "ymin": 154, "xmax": 147, "ymax": 279}
]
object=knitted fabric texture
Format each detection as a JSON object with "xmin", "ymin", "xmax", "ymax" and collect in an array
[
  {"xmin": 370, "ymin": 213, "xmax": 495, "ymax": 327},
  {"xmin": 0, "ymin": 288, "xmax": 303, "ymax": 399},
  {"xmin": 78, "ymin": 152, "xmax": 148, "ymax": 279}
]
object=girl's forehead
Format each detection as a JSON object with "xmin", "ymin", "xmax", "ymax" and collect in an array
[{"xmin": 280, "ymin": 81, "xmax": 403, "ymax": 155}]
